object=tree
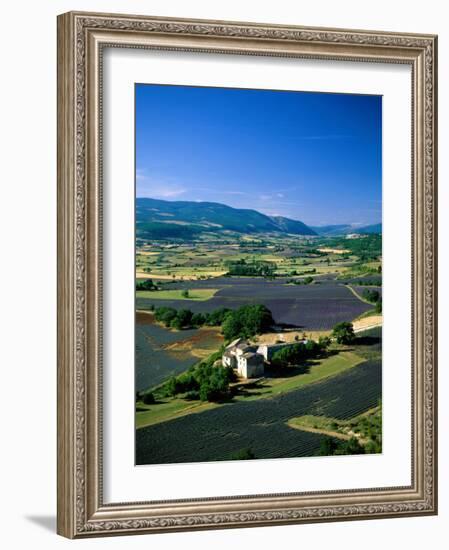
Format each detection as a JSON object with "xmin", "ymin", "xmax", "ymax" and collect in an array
[
  {"xmin": 221, "ymin": 304, "xmax": 274, "ymax": 341},
  {"xmin": 181, "ymin": 289, "xmax": 190, "ymax": 298},
  {"xmin": 332, "ymin": 322, "xmax": 355, "ymax": 344},
  {"xmin": 230, "ymin": 448, "xmax": 255, "ymax": 460},
  {"xmin": 136, "ymin": 278, "xmax": 158, "ymax": 291},
  {"xmin": 222, "ymin": 314, "xmax": 242, "ymax": 341},
  {"xmin": 206, "ymin": 307, "xmax": 232, "ymax": 326},
  {"xmin": 362, "ymin": 289, "xmax": 380, "ymax": 303},
  {"xmin": 191, "ymin": 312, "xmax": 206, "ymax": 326},
  {"xmin": 142, "ymin": 392, "xmax": 155, "ymax": 405},
  {"xmin": 318, "ymin": 335, "xmax": 332, "ymax": 349},
  {"xmin": 335, "ymin": 437, "xmax": 365, "ymax": 455},
  {"xmin": 164, "ymin": 376, "xmax": 180, "ymax": 397},
  {"xmin": 171, "ymin": 308, "xmax": 193, "ymax": 330},
  {"xmin": 318, "ymin": 436, "xmax": 364, "ymax": 456},
  {"xmin": 154, "ymin": 306, "xmax": 177, "ymax": 327},
  {"xmin": 198, "ymin": 366, "xmax": 231, "ymax": 402}
]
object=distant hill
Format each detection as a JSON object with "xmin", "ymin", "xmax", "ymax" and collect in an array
[
  {"xmin": 310, "ymin": 224, "xmax": 352, "ymax": 236},
  {"xmin": 357, "ymin": 223, "xmax": 382, "ymax": 234},
  {"xmin": 269, "ymin": 215, "xmax": 316, "ymax": 236},
  {"xmin": 136, "ymin": 198, "xmax": 317, "ymax": 240},
  {"xmin": 311, "ymin": 223, "xmax": 382, "ymax": 236}
]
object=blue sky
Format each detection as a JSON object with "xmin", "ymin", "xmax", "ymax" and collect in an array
[{"xmin": 136, "ymin": 84, "xmax": 381, "ymax": 226}]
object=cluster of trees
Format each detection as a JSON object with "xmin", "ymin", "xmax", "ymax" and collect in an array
[
  {"xmin": 288, "ymin": 268, "xmax": 316, "ymax": 277},
  {"xmin": 353, "ymin": 278, "xmax": 382, "ymax": 286},
  {"xmin": 271, "ymin": 337, "xmax": 330, "ymax": 368},
  {"xmin": 153, "ymin": 305, "xmax": 231, "ymax": 330},
  {"xmin": 286, "ymin": 276, "xmax": 314, "ymax": 285},
  {"xmin": 221, "ymin": 304, "xmax": 274, "ymax": 340},
  {"xmin": 238, "ymin": 239, "xmax": 268, "ymax": 249},
  {"xmin": 135, "ymin": 278, "xmax": 159, "ymax": 291},
  {"xmin": 317, "ymin": 406, "xmax": 382, "ymax": 456},
  {"xmin": 332, "ymin": 322, "xmax": 355, "ymax": 344},
  {"xmin": 362, "ymin": 289, "xmax": 382, "ymax": 313},
  {"xmin": 152, "ymin": 303, "xmax": 275, "ymax": 340},
  {"xmin": 318, "ymin": 436, "xmax": 365, "ymax": 456},
  {"xmin": 362, "ymin": 289, "xmax": 380, "ymax": 303},
  {"xmin": 225, "ymin": 258, "xmax": 276, "ymax": 277},
  {"xmin": 160, "ymin": 351, "xmax": 236, "ymax": 402}
]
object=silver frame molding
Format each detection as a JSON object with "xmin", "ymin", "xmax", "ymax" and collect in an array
[{"xmin": 57, "ymin": 11, "xmax": 438, "ymax": 538}]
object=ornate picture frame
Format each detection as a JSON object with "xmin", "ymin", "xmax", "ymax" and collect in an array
[{"xmin": 57, "ymin": 11, "xmax": 438, "ymax": 538}]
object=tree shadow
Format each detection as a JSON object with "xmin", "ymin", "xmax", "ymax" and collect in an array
[
  {"xmin": 275, "ymin": 322, "xmax": 304, "ymax": 330},
  {"xmin": 354, "ymin": 335, "xmax": 381, "ymax": 347}
]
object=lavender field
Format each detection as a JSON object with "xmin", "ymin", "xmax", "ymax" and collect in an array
[
  {"xmin": 136, "ymin": 355, "xmax": 381, "ymax": 464},
  {"xmin": 136, "ymin": 276, "xmax": 372, "ymax": 330}
]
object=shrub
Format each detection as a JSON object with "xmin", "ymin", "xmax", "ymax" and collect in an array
[
  {"xmin": 332, "ymin": 322, "xmax": 355, "ymax": 344},
  {"xmin": 362, "ymin": 289, "xmax": 380, "ymax": 303},
  {"xmin": 184, "ymin": 390, "xmax": 200, "ymax": 401},
  {"xmin": 142, "ymin": 392, "xmax": 155, "ymax": 405}
]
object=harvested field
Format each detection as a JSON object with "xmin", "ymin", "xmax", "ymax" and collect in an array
[{"xmin": 135, "ymin": 313, "xmax": 223, "ymax": 391}]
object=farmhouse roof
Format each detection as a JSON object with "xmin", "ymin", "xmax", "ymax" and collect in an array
[
  {"xmin": 242, "ymin": 351, "xmax": 264, "ymax": 362},
  {"xmin": 226, "ymin": 338, "xmax": 244, "ymax": 349},
  {"xmin": 239, "ymin": 344, "xmax": 258, "ymax": 353}
]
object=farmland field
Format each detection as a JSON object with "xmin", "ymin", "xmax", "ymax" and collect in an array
[
  {"xmin": 136, "ymin": 312, "xmax": 223, "ymax": 391},
  {"xmin": 136, "ymin": 276, "xmax": 373, "ymax": 330},
  {"xmin": 135, "ymin": 235, "xmax": 382, "ymax": 463},
  {"xmin": 134, "ymin": 86, "xmax": 383, "ymax": 465},
  {"xmin": 136, "ymin": 356, "xmax": 381, "ymax": 464},
  {"xmin": 136, "ymin": 288, "xmax": 218, "ymax": 301}
]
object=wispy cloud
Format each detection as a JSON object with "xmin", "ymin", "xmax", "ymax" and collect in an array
[
  {"xmin": 136, "ymin": 170, "xmax": 187, "ymax": 198},
  {"xmin": 292, "ymin": 134, "xmax": 352, "ymax": 141}
]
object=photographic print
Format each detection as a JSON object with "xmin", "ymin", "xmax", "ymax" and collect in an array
[{"xmin": 135, "ymin": 84, "xmax": 382, "ymax": 466}]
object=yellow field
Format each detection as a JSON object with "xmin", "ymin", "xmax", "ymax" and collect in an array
[
  {"xmin": 317, "ymin": 247, "xmax": 350, "ymax": 254},
  {"xmin": 136, "ymin": 270, "xmax": 227, "ymax": 280}
]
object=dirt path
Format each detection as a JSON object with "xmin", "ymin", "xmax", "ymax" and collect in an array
[
  {"xmin": 287, "ymin": 420, "xmax": 369, "ymax": 445},
  {"xmin": 287, "ymin": 421, "xmax": 352, "ymax": 441},
  {"xmin": 353, "ymin": 315, "xmax": 382, "ymax": 333},
  {"xmin": 343, "ymin": 283, "xmax": 373, "ymax": 305}
]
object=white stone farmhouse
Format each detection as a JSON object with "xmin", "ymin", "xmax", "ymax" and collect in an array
[{"xmin": 222, "ymin": 338, "xmax": 303, "ymax": 379}]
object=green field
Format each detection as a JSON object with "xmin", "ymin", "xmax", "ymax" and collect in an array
[
  {"xmin": 233, "ymin": 350, "xmax": 364, "ymax": 401},
  {"xmin": 136, "ymin": 288, "xmax": 218, "ymax": 301},
  {"xmin": 287, "ymin": 404, "xmax": 382, "ymax": 452},
  {"xmin": 135, "ymin": 234, "xmax": 381, "ymax": 281}
]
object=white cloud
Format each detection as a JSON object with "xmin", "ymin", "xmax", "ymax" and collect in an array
[{"xmin": 136, "ymin": 171, "xmax": 187, "ymax": 199}]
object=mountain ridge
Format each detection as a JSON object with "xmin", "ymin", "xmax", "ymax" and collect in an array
[
  {"xmin": 136, "ymin": 197, "xmax": 317, "ymax": 239},
  {"xmin": 310, "ymin": 223, "xmax": 382, "ymax": 236}
]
